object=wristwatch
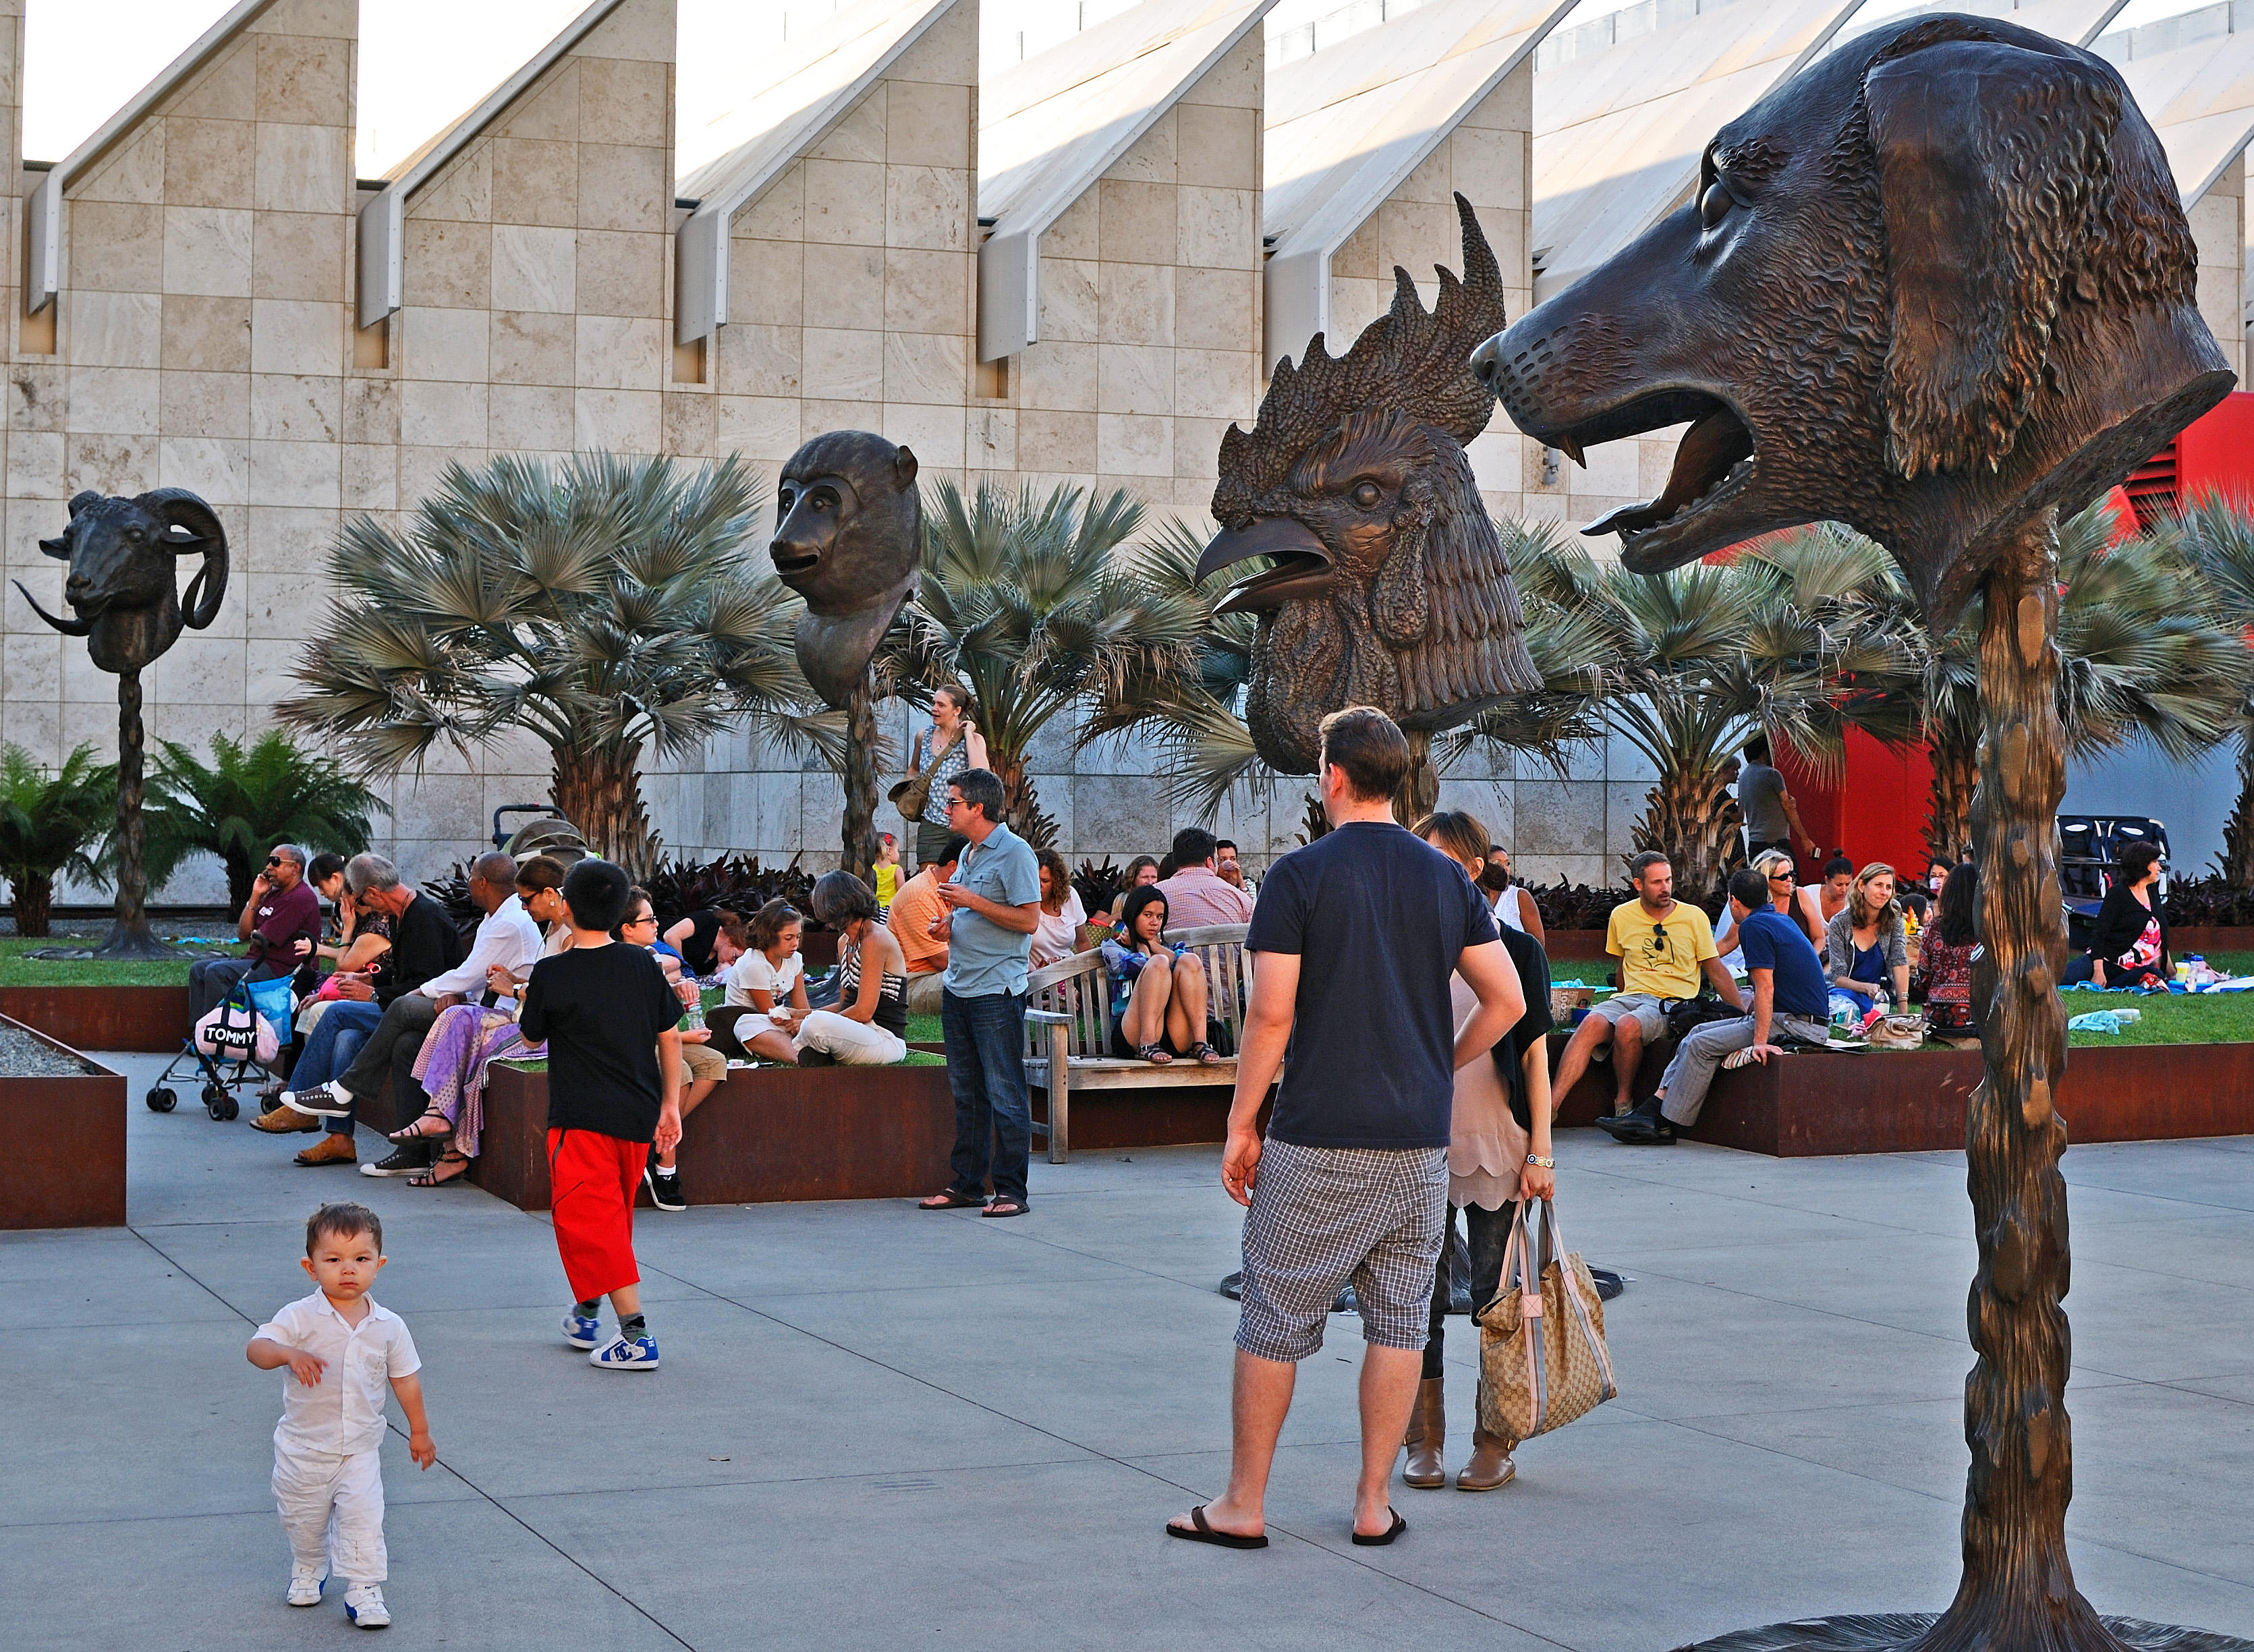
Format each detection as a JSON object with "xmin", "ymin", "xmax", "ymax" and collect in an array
[{"xmin": 1525, "ymin": 1153, "xmax": 1554, "ymax": 1168}]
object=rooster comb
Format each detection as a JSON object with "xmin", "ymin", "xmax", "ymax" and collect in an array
[{"xmin": 1215, "ymin": 195, "xmax": 1508, "ymax": 518}]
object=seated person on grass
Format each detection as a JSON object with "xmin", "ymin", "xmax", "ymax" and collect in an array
[
  {"xmin": 1598, "ymin": 867, "xmax": 1830, "ymax": 1144},
  {"xmin": 2062, "ymin": 839, "xmax": 2170, "ymax": 990},
  {"xmin": 885, "ymin": 839, "xmax": 962, "ymax": 977},
  {"xmin": 713, "ymin": 900, "xmax": 813, "ymax": 1063},
  {"xmin": 792, "ymin": 872, "xmax": 911, "ymax": 1066},
  {"xmin": 617, "ymin": 886, "xmax": 725, "ymax": 1214},
  {"xmin": 1551, "ymin": 851, "xmax": 1742, "ymax": 1118}
]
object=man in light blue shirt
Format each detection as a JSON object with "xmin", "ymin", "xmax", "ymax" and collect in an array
[{"xmin": 917, "ymin": 767, "xmax": 1042, "ymax": 1218}]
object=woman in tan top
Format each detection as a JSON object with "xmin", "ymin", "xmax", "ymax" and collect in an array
[{"xmin": 1407, "ymin": 811, "xmax": 1556, "ymax": 1493}]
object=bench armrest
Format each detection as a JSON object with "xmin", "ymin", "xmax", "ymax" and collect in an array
[{"xmin": 1025, "ymin": 1010, "xmax": 1075, "ymax": 1026}]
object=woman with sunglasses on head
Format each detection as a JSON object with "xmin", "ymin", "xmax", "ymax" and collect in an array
[
  {"xmin": 1824, "ymin": 862, "xmax": 1910, "ymax": 1023},
  {"xmin": 1712, "ymin": 850, "xmax": 1799, "ymax": 972},
  {"xmin": 2062, "ymin": 839, "xmax": 2170, "ymax": 990}
]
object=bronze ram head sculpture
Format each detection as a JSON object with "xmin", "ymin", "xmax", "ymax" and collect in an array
[
  {"xmin": 1474, "ymin": 18, "xmax": 2238, "ymax": 1652},
  {"xmin": 18, "ymin": 487, "xmax": 229, "ymax": 674},
  {"xmin": 1198, "ymin": 194, "xmax": 1540, "ymax": 777}
]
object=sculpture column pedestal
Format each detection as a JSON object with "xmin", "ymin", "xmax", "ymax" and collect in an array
[
  {"xmin": 1680, "ymin": 517, "xmax": 2249, "ymax": 1652},
  {"xmin": 94, "ymin": 668, "xmax": 175, "ymax": 961}
]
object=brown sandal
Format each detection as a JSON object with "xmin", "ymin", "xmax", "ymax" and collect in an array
[{"xmin": 407, "ymin": 1149, "xmax": 471, "ymax": 1188}]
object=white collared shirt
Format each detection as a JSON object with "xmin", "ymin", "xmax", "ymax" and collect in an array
[
  {"xmin": 417, "ymin": 893, "xmax": 544, "ymax": 1001},
  {"xmin": 254, "ymin": 1290, "xmax": 421, "ymax": 1456}
]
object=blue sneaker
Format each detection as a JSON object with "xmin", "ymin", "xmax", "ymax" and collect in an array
[
  {"xmin": 589, "ymin": 1332, "xmax": 659, "ymax": 1370},
  {"xmin": 561, "ymin": 1310, "xmax": 602, "ymax": 1350}
]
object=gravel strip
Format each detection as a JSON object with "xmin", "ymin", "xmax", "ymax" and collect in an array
[{"xmin": 0, "ymin": 1024, "xmax": 101, "ymax": 1077}]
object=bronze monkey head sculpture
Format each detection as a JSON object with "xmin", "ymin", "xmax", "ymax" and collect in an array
[
  {"xmin": 770, "ymin": 431, "xmax": 923, "ymax": 708},
  {"xmin": 1196, "ymin": 195, "xmax": 1540, "ymax": 774},
  {"xmin": 17, "ymin": 488, "xmax": 229, "ymax": 674},
  {"xmin": 1473, "ymin": 15, "xmax": 2233, "ymax": 623}
]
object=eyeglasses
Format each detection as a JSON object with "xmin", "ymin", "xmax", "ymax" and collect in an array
[{"xmin": 624, "ymin": 913, "xmax": 658, "ymax": 928}]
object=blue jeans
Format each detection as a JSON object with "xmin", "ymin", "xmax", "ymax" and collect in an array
[
  {"xmin": 940, "ymin": 988, "xmax": 1030, "ymax": 1208},
  {"xmin": 294, "ymin": 1000, "xmax": 382, "ymax": 1093}
]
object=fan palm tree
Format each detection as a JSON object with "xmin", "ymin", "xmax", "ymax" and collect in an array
[
  {"xmin": 2165, "ymin": 491, "xmax": 2254, "ymax": 884},
  {"xmin": 0, "ymin": 743, "xmax": 116, "ymax": 937},
  {"xmin": 885, "ymin": 482, "xmax": 1208, "ymax": 844},
  {"xmin": 1513, "ymin": 526, "xmax": 1925, "ymax": 899},
  {"xmin": 1911, "ymin": 499, "xmax": 2247, "ymax": 865},
  {"xmin": 136, "ymin": 730, "xmax": 387, "ymax": 911},
  {"xmin": 279, "ymin": 452, "xmax": 816, "ymax": 876}
]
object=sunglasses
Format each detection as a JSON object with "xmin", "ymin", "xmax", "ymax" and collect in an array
[
  {"xmin": 1651, "ymin": 922, "xmax": 1670, "ymax": 953},
  {"xmin": 265, "ymin": 855, "xmax": 286, "ymax": 867},
  {"xmin": 1767, "ymin": 870, "xmax": 1793, "ymax": 881}
]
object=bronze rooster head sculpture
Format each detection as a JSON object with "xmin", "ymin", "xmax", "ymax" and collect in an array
[{"xmin": 1198, "ymin": 194, "xmax": 1540, "ymax": 774}]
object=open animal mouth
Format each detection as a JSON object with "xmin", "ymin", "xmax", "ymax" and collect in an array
[
  {"xmin": 1195, "ymin": 517, "xmax": 1336, "ymax": 615},
  {"xmin": 1560, "ymin": 391, "xmax": 1756, "ymax": 546},
  {"xmin": 770, "ymin": 547, "xmax": 821, "ymax": 577}
]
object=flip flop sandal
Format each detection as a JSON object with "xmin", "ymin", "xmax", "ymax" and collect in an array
[
  {"xmin": 1351, "ymin": 1509, "xmax": 1408, "ymax": 1546},
  {"xmin": 1166, "ymin": 1505, "xmax": 1267, "ymax": 1549},
  {"xmin": 918, "ymin": 1191, "xmax": 985, "ymax": 1209},
  {"xmin": 980, "ymin": 1199, "xmax": 1028, "ymax": 1218},
  {"xmin": 388, "ymin": 1108, "xmax": 454, "ymax": 1143},
  {"xmin": 1136, "ymin": 1044, "xmax": 1173, "ymax": 1064},
  {"xmin": 407, "ymin": 1151, "xmax": 472, "ymax": 1189}
]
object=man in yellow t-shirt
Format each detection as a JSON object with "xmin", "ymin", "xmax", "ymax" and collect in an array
[{"xmin": 1552, "ymin": 852, "xmax": 1743, "ymax": 1128}]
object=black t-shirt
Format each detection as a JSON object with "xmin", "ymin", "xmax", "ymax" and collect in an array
[
  {"xmin": 519, "ymin": 942, "xmax": 678, "ymax": 1142},
  {"xmin": 374, "ymin": 890, "xmax": 466, "ymax": 1006},
  {"xmin": 1245, "ymin": 821, "xmax": 1500, "ymax": 1150},
  {"xmin": 1495, "ymin": 928, "xmax": 1554, "ymax": 1131},
  {"xmin": 675, "ymin": 910, "xmax": 725, "ymax": 975}
]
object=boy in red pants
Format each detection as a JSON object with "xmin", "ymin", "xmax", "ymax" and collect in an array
[{"xmin": 519, "ymin": 859, "xmax": 681, "ymax": 1370}]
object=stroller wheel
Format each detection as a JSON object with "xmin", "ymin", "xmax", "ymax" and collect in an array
[
  {"xmin": 146, "ymin": 1086, "xmax": 177, "ymax": 1112},
  {"xmin": 203, "ymin": 1083, "xmax": 231, "ymax": 1120}
]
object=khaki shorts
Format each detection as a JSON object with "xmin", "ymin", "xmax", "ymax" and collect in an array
[
  {"xmin": 680, "ymin": 1039, "xmax": 727, "ymax": 1084},
  {"xmin": 1588, "ymin": 991, "xmax": 1667, "ymax": 1050}
]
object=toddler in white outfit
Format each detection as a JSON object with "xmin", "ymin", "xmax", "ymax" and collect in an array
[{"xmin": 248, "ymin": 1201, "xmax": 436, "ymax": 1629}]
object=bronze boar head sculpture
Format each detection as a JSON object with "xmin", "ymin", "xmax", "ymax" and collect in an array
[
  {"xmin": 1472, "ymin": 15, "xmax": 2233, "ymax": 625},
  {"xmin": 1198, "ymin": 194, "xmax": 1540, "ymax": 773},
  {"xmin": 17, "ymin": 488, "xmax": 229, "ymax": 675},
  {"xmin": 770, "ymin": 431, "xmax": 922, "ymax": 708}
]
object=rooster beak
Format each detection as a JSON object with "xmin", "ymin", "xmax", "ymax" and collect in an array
[{"xmin": 1196, "ymin": 517, "xmax": 1336, "ymax": 615}]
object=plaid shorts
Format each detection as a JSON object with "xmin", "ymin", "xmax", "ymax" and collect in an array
[{"xmin": 1235, "ymin": 1139, "xmax": 1448, "ymax": 1363}]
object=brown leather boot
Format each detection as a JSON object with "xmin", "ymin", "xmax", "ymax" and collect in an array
[
  {"xmin": 1455, "ymin": 1428, "xmax": 1516, "ymax": 1491},
  {"xmin": 1401, "ymin": 1377, "xmax": 1446, "ymax": 1488}
]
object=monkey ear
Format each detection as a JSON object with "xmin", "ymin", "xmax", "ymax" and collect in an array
[
  {"xmin": 893, "ymin": 445, "xmax": 918, "ymax": 491},
  {"xmin": 1864, "ymin": 40, "xmax": 2120, "ymax": 479}
]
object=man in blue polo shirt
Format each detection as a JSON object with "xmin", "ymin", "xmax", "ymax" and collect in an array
[
  {"xmin": 915, "ymin": 767, "xmax": 1043, "ymax": 1218},
  {"xmin": 1599, "ymin": 866, "xmax": 1832, "ymax": 1144}
]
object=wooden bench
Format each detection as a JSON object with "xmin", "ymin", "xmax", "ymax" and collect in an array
[{"xmin": 1022, "ymin": 923, "xmax": 1252, "ymax": 1162}]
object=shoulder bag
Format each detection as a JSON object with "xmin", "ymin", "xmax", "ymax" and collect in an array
[
  {"xmin": 1475, "ymin": 1197, "xmax": 1618, "ymax": 1448},
  {"xmin": 888, "ymin": 730, "xmax": 937, "ymax": 820}
]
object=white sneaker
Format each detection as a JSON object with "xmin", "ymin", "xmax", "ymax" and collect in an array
[
  {"xmin": 286, "ymin": 1567, "xmax": 326, "ymax": 1607},
  {"xmin": 588, "ymin": 1332, "xmax": 660, "ymax": 1370},
  {"xmin": 561, "ymin": 1309, "xmax": 603, "ymax": 1350},
  {"xmin": 343, "ymin": 1583, "xmax": 389, "ymax": 1628}
]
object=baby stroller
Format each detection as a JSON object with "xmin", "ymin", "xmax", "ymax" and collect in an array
[{"xmin": 146, "ymin": 972, "xmax": 296, "ymax": 1121}]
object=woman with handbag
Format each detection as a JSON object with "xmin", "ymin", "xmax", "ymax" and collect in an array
[
  {"xmin": 896, "ymin": 685, "xmax": 987, "ymax": 867},
  {"xmin": 1407, "ymin": 812, "xmax": 1557, "ymax": 1491}
]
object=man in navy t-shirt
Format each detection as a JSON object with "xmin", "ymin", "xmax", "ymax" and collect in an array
[
  {"xmin": 1165, "ymin": 709, "xmax": 1523, "ymax": 1554},
  {"xmin": 1600, "ymin": 866, "xmax": 1832, "ymax": 1144}
]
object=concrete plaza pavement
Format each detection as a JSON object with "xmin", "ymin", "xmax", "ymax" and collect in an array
[{"xmin": 4, "ymin": 1050, "xmax": 2252, "ymax": 1651}]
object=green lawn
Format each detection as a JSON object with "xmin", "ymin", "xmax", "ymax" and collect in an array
[{"xmin": 0, "ymin": 936, "xmax": 200, "ymax": 987}]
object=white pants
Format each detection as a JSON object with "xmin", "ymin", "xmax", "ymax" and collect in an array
[
  {"xmin": 273, "ymin": 1442, "xmax": 387, "ymax": 1583},
  {"xmin": 794, "ymin": 1010, "xmax": 906, "ymax": 1066}
]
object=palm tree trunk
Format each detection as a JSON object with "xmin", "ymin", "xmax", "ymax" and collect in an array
[
  {"xmin": 989, "ymin": 747, "xmax": 1056, "ymax": 847},
  {"xmin": 10, "ymin": 871, "xmax": 53, "ymax": 938},
  {"xmin": 2220, "ymin": 737, "xmax": 2254, "ymax": 887},
  {"xmin": 1905, "ymin": 512, "xmax": 2122, "ymax": 1652},
  {"xmin": 1390, "ymin": 732, "xmax": 1442, "ymax": 827},
  {"xmin": 551, "ymin": 740, "xmax": 658, "ymax": 878},
  {"xmin": 1635, "ymin": 763, "xmax": 1732, "ymax": 901},
  {"xmin": 841, "ymin": 679, "xmax": 879, "ymax": 884},
  {"xmin": 1926, "ymin": 733, "xmax": 1979, "ymax": 868}
]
